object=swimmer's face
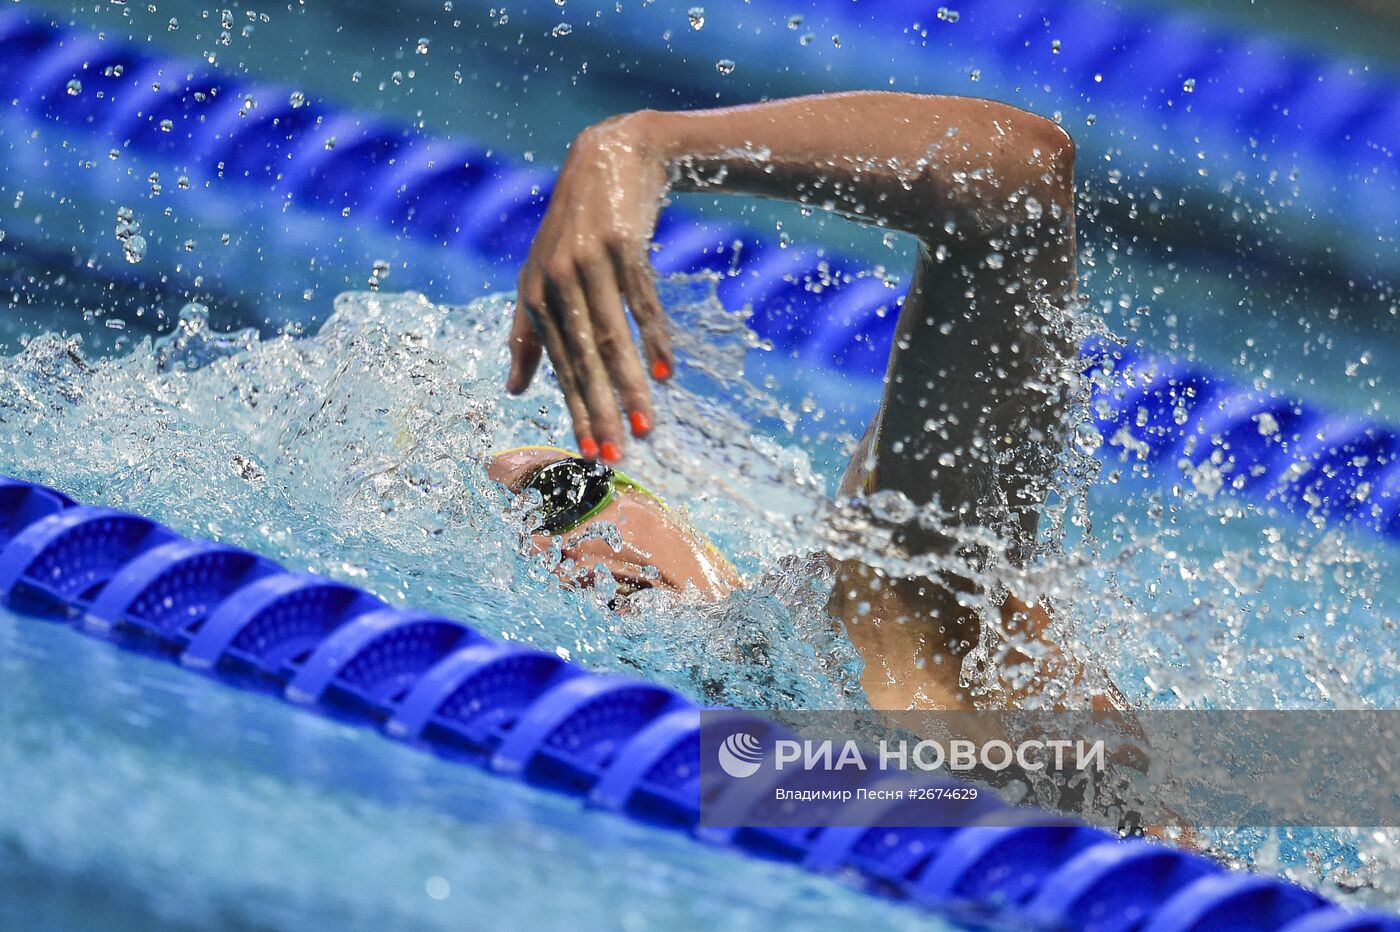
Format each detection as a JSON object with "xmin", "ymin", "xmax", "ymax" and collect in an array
[{"xmin": 488, "ymin": 448, "xmax": 740, "ymax": 605}]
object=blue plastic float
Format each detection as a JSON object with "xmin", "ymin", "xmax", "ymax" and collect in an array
[{"xmin": 2, "ymin": 474, "xmax": 1396, "ymax": 930}]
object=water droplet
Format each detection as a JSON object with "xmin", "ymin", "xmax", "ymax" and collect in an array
[
  {"xmin": 65, "ymin": 79, "xmax": 82, "ymax": 96},
  {"xmin": 787, "ymin": 14, "xmax": 803, "ymax": 28},
  {"xmin": 369, "ymin": 259, "xmax": 391, "ymax": 290},
  {"xmin": 1051, "ymin": 38, "xmax": 1062, "ymax": 54},
  {"xmin": 716, "ymin": 58, "xmax": 736, "ymax": 75},
  {"xmin": 416, "ymin": 37, "xmax": 430, "ymax": 54},
  {"xmin": 123, "ymin": 234, "xmax": 147, "ymax": 264},
  {"xmin": 552, "ymin": 22, "xmax": 573, "ymax": 37},
  {"xmin": 687, "ymin": 6, "xmax": 704, "ymax": 29},
  {"xmin": 831, "ymin": 34, "xmax": 841, "ymax": 48},
  {"xmin": 231, "ymin": 453, "xmax": 265, "ymax": 483},
  {"xmin": 798, "ymin": 31, "xmax": 815, "ymax": 45},
  {"xmin": 936, "ymin": 6, "xmax": 959, "ymax": 22},
  {"xmin": 159, "ymin": 118, "xmax": 173, "ymax": 133},
  {"xmin": 1182, "ymin": 77, "xmax": 1196, "ymax": 93},
  {"xmin": 289, "ymin": 90, "xmax": 306, "ymax": 108},
  {"xmin": 969, "ymin": 68, "xmax": 981, "ymax": 82}
]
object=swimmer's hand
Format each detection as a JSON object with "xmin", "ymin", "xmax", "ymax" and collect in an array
[{"xmin": 507, "ymin": 113, "xmax": 674, "ymax": 463}]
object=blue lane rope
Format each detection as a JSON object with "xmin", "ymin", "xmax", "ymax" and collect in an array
[
  {"xmin": 923, "ymin": 0, "xmax": 1398, "ymax": 187},
  {"xmin": 2, "ymin": 475, "xmax": 1396, "ymax": 930},
  {"xmin": 1083, "ymin": 339, "xmax": 1400, "ymax": 541}
]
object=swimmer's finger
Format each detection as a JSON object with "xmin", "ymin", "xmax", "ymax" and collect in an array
[
  {"xmin": 547, "ymin": 268, "xmax": 626, "ymax": 461},
  {"xmin": 525, "ymin": 282, "xmax": 595, "ymax": 452},
  {"xmin": 506, "ymin": 298, "xmax": 543, "ymax": 394},
  {"xmin": 580, "ymin": 258, "xmax": 655, "ymax": 439},
  {"xmin": 612, "ymin": 245, "xmax": 674, "ymax": 381}
]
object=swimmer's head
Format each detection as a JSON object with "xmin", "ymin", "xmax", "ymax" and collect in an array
[{"xmin": 488, "ymin": 446, "xmax": 740, "ymax": 606}]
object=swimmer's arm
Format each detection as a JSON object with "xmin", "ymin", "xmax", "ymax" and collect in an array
[
  {"xmin": 508, "ymin": 92, "xmax": 1093, "ymax": 712},
  {"xmin": 507, "ymin": 92, "xmax": 1075, "ymax": 462},
  {"xmin": 630, "ymin": 92, "xmax": 1075, "ymax": 245},
  {"xmin": 632, "ymin": 93, "xmax": 1077, "ymax": 508},
  {"xmin": 620, "ymin": 95, "xmax": 1082, "ymax": 711}
]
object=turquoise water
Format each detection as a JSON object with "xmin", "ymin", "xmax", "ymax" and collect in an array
[
  {"xmin": 3, "ymin": 282, "xmax": 1399, "ymax": 925},
  {"xmin": 0, "ymin": 0, "xmax": 1397, "ymax": 926},
  {"xmin": 0, "ymin": 295, "xmax": 922, "ymax": 932},
  {"xmin": 0, "ymin": 601, "xmax": 944, "ymax": 932}
]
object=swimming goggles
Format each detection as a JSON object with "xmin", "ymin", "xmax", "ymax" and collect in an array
[
  {"xmin": 497, "ymin": 445, "xmax": 738, "ymax": 582},
  {"xmin": 516, "ymin": 454, "xmax": 658, "ymax": 536}
]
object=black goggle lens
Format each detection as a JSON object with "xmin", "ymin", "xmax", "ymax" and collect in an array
[{"xmin": 520, "ymin": 457, "xmax": 614, "ymax": 535}]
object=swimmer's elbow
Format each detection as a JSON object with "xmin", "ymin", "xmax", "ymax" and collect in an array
[
  {"xmin": 1027, "ymin": 112, "xmax": 1075, "ymax": 162},
  {"xmin": 912, "ymin": 101, "xmax": 1077, "ymax": 236},
  {"xmin": 990, "ymin": 110, "xmax": 1077, "ymax": 232},
  {"xmin": 1016, "ymin": 112, "xmax": 1076, "ymax": 194},
  {"xmin": 954, "ymin": 98, "xmax": 1076, "ymax": 174}
]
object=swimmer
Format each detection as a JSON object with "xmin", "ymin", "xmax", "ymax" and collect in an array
[{"xmin": 496, "ymin": 93, "xmax": 1116, "ymax": 714}]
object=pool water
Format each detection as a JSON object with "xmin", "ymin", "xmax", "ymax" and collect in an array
[
  {"xmin": 0, "ymin": 0, "xmax": 1397, "ymax": 927},
  {"xmin": 3, "ymin": 281, "xmax": 1399, "ymax": 924},
  {"xmin": 0, "ymin": 600, "xmax": 948, "ymax": 932}
]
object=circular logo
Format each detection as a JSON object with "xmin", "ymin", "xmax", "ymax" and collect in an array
[{"xmin": 718, "ymin": 732, "xmax": 764, "ymax": 778}]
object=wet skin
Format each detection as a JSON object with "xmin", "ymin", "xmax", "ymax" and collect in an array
[
  {"xmin": 505, "ymin": 92, "xmax": 1123, "ymax": 714},
  {"xmin": 488, "ymin": 446, "xmax": 740, "ymax": 603}
]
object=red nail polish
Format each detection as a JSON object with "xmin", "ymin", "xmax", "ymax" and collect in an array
[
  {"xmin": 579, "ymin": 437, "xmax": 600, "ymax": 459},
  {"xmin": 629, "ymin": 411, "xmax": 653, "ymax": 437},
  {"xmin": 651, "ymin": 360, "xmax": 672, "ymax": 381},
  {"xmin": 600, "ymin": 442, "xmax": 622, "ymax": 463}
]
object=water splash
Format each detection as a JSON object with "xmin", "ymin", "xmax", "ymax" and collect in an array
[
  {"xmin": 1, "ymin": 281, "xmax": 1397, "ymax": 901},
  {"xmin": 0, "ymin": 285, "xmax": 862, "ymax": 709}
]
